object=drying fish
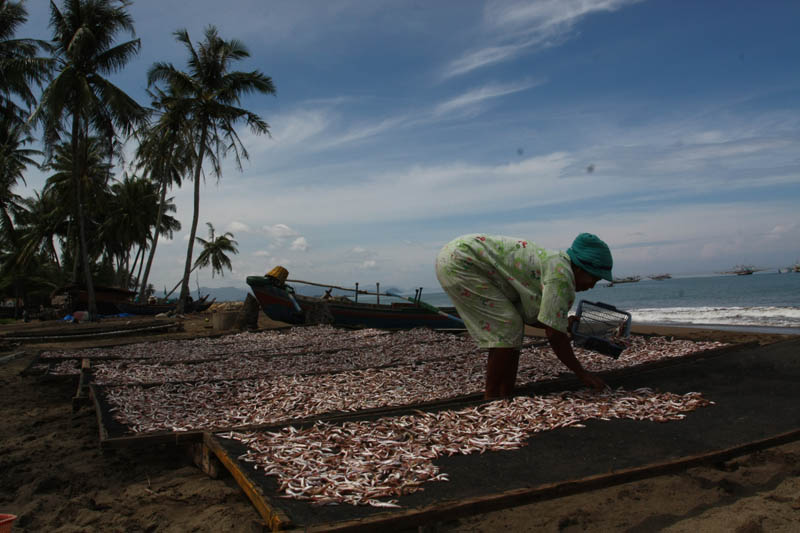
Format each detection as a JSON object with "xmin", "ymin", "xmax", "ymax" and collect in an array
[
  {"xmin": 223, "ymin": 387, "xmax": 712, "ymax": 507},
  {"xmin": 103, "ymin": 338, "xmax": 716, "ymax": 433}
]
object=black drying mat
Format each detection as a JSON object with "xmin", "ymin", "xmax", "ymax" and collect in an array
[{"xmin": 209, "ymin": 339, "xmax": 800, "ymax": 530}]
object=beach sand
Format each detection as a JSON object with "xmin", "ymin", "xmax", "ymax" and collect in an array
[{"xmin": 1, "ymin": 316, "xmax": 798, "ymax": 532}]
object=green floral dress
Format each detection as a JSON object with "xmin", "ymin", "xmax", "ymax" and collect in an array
[{"xmin": 435, "ymin": 234, "xmax": 576, "ymax": 348}]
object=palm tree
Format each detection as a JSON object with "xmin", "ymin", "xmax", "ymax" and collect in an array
[
  {"xmin": 0, "ymin": 117, "xmax": 40, "ymax": 235},
  {"xmin": 147, "ymin": 25, "xmax": 275, "ymax": 313},
  {"xmin": 193, "ymin": 222, "xmax": 238, "ymax": 278},
  {"xmin": 102, "ymin": 173, "xmax": 157, "ymax": 287},
  {"xmin": 133, "ymin": 86, "xmax": 191, "ymax": 301},
  {"xmin": 101, "ymin": 173, "xmax": 180, "ymax": 291},
  {"xmin": 43, "ymin": 136, "xmax": 112, "ymax": 280},
  {"xmin": 16, "ymin": 189, "xmax": 64, "ymax": 270},
  {"xmin": 162, "ymin": 222, "xmax": 237, "ymax": 300},
  {"xmin": 0, "ymin": 0, "xmax": 52, "ymax": 123},
  {"xmin": 30, "ymin": 0, "xmax": 146, "ymax": 320}
]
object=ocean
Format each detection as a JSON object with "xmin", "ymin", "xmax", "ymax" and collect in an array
[{"xmin": 413, "ymin": 273, "xmax": 800, "ymax": 333}]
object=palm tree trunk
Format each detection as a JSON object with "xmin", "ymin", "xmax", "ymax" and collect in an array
[
  {"xmin": 127, "ymin": 245, "xmax": 143, "ymax": 289},
  {"xmin": 48, "ymin": 237, "xmax": 60, "ymax": 270},
  {"xmin": 71, "ymin": 237, "xmax": 79, "ymax": 282},
  {"xmin": 138, "ymin": 179, "xmax": 168, "ymax": 301},
  {"xmin": 177, "ymin": 127, "xmax": 207, "ymax": 313},
  {"xmin": 133, "ymin": 242, "xmax": 146, "ymax": 292},
  {"xmin": 72, "ymin": 115, "xmax": 97, "ymax": 320},
  {"xmin": 164, "ymin": 262, "xmax": 200, "ymax": 300}
]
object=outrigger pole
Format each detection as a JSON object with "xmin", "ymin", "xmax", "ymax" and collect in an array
[{"xmin": 286, "ymin": 278, "xmax": 388, "ymax": 298}]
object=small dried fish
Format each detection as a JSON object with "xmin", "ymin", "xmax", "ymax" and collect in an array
[{"xmin": 223, "ymin": 387, "xmax": 712, "ymax": 507}]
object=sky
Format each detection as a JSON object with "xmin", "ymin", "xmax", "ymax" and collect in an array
[{"xmin": 16, "ymin": 0, "xmax": 800, "ymax": 294}]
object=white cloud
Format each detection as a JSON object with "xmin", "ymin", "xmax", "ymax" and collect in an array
[
  {"xmin": 360, "ymin": 260, "xmax": 377, "ymax": 269},
  {"xmin": 262, "ymin": 224, "xmax": 300, "ymax": 244},
  {"xmin": 434, "ymin": 80, "xmax": 546, "ymax": 117},
  {"xmin": 228, "ymin": 221, "xmax": 251, "ymax": 233},
  {"xmin": 253, "ymin": 250, "xmax": 270, "ymax": 257},
  {"xmin": 318, "ymin": 116, "xmax": 410, "ymax": 150},
  {"xmin": 443, "ymin": 0, "xmax": 641, "ymax": 78},
  {"xmin": 264, "ymin": 109, "xmax": 331, "ymax": 151},
  {"xmin": 443, "ymin": 43, "xmax": 531, "ymax": 79},
  {"xmin": 290, "ymin": 237, "xmax": 309, "ymax": 252}
]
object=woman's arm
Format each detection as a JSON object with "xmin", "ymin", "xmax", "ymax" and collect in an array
[{"xmin": 545, "ymin": 325, "xmax": 607, "ymax": 391}]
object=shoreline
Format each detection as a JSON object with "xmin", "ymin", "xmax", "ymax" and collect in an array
[
  {"xmin": 524, "ymin": 322, "xmax": 798, "ymax": 346},
  {"xmin": 634, "ymin": 322, "xmax": 800, "ymax": 335}
]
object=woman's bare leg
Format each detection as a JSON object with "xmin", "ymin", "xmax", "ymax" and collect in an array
[{"xmin": 485, "ymin": 347, "xmax": 521, "ymax": 399}]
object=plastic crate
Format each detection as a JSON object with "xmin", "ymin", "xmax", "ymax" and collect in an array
[
  {"xmin": 570, "ymin": 300, "xmax": 632, "ymax": 359},
  {"xmin": 0, "ymin": 514, "xmax": 16, "ymax": 533}
]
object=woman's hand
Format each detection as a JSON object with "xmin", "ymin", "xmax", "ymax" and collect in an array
[{"xmin": 578, "ymin": 370, "xmax": 607, "ymax": 392}]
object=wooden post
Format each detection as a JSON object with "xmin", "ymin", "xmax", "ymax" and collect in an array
[
  {"xmin": 376, "ymin": 283, "xmax": 380, "ymax": 305},
  {"xmin": 234, "ymin": 293, "xmax": 260, "ymax": 331},
  {"xmin": 72, "ymin": 358, "xmax": 91, "ymax": 412},
  {"xmin": 355, "ymin": 283, "xmax": 359, "ymax": 303},
  {"xmin": 190, "ymin": 441, "xmax": 223, "ymax": 479}
]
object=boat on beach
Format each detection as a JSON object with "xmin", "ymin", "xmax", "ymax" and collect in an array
[
  {"xmin": 115, "ymin": 295, "xmax": 215, "ymax": 315},
  {"xmin": 246, "ymin": 267, "xmax": 464, "ymax": 330}
]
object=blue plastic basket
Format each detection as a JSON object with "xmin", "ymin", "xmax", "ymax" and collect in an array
[{"xmin": 571, "ymin": 300, "xmax": 632, "ymax": 359}]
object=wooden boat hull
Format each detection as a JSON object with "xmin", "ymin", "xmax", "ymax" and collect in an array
[
  {"xmin": 246, "ymin": 276, "xmax": 463, "ymax": 330},
  {"xmin": 116, "ymin": 302, "xmax": 176, "ymax": 315}
]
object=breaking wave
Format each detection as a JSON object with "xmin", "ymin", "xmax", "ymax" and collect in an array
[{"xmin": 630, "ymin": 306, "xmax": 800, "ymax": 328}]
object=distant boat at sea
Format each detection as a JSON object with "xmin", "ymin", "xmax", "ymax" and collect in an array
[
  {"xmin": 648, "ymin": 274, "xmax": 672, "ymax": 281},
  {"xmin": 609, "ymin": 275, "xmax": 641, "ymax": 286},
  {"xmin": 719, "ymin": 265, "xmax": 768, "ymax": 276}
]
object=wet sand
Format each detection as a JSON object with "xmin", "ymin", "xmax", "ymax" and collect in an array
[{"xmin": 1, "ymin": 317, "xmax": 798, "ymax": 532}]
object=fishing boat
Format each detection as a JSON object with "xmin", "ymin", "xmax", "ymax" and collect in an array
[
  {"xmin": 115, "ymin": 294, "xmax": 214, "ymax": 315},
  {"xmin": 53, "ymin": 284, "xmax": 136, "ymax": 315},
  {"xmin": 648, "ymin": 273, "xmax": 672, "ymax": 281},
  {"xmin": 246, "ymin": 267, "xmax": 464, "ymax": 330},
  {"xmin": 720, "ymin": 265, "xmax": 767, "ymax": 276},
  {"xmin": 608, "ymin": 275, "xmax": 641, "ymax": 287}
]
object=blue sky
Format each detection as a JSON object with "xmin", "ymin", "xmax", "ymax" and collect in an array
[{"xmin": 17, "ymin": 0, "xmax": 800, "ymax": 293}]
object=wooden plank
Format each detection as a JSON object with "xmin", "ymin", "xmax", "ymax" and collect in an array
[
  {"xmin": 204, "ymin": 432, "xmax": 292, "ymax": 532},
  {"xmin": 19, "ymin": 350, "xmax": 44, "ymax": 376},
  {"xmin": 90, "ymin": 383, "xmax": 110, "ymax": 444},
  {"xmin": 0, "ymin": 350, "xmax": 27, "ymax": 365},
  {"xmin": 281, "ymin": 428, "xmax": 800, "ymax": 532},
  {"xmin": 3, "ymin": 321, "xmax": 179, "ymax": 342}
]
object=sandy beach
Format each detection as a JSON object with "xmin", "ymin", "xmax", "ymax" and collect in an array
[{"xmin": 1, "ymin": 316, "xmax": 799, "ymax": 532}]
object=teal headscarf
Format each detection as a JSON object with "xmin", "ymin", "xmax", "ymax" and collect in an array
[{"xmin": 566, "ymin": 233, "xmax": 613, "ymax": 281}]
